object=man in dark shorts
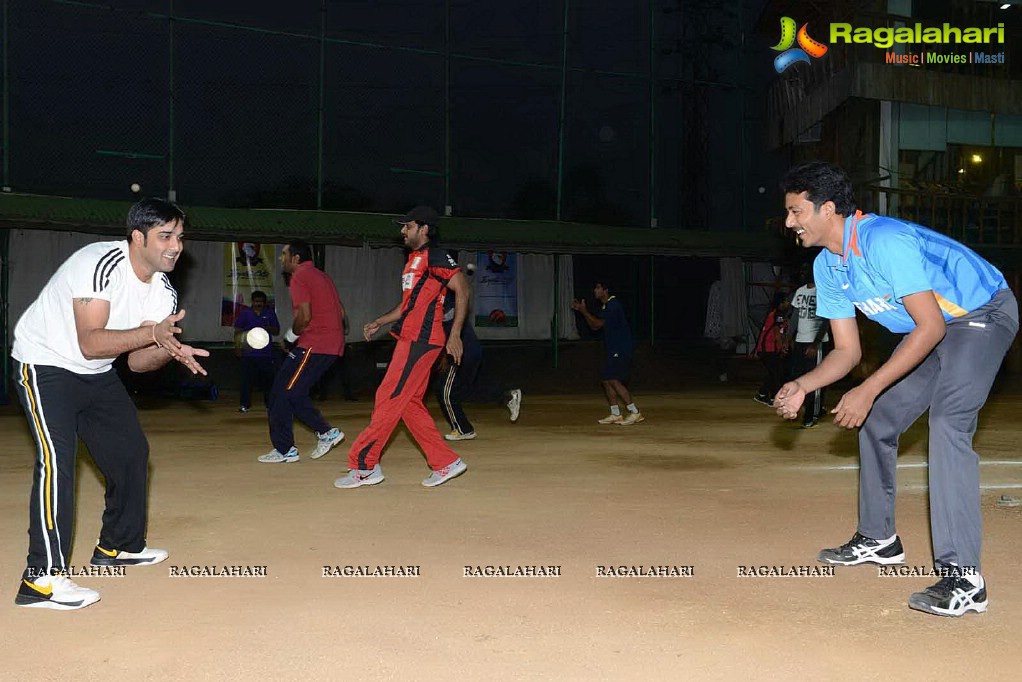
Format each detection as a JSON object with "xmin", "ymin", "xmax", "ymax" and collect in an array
[{"xmin": 571, "ymin": 280, "xmax": 643, "ymax": 425}]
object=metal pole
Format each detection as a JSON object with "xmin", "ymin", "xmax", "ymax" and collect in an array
[
  {"xmin": 167, "ymin": 0, "xmax": 176, "ymax": 200},
  {"xmin": 443, "ymin": 0, "xmax": 451, "ymax": 214},
  {"xmin": 648, "ymin": 0, "xmax": 656, "ymax": 228},
  {"xmin": 1, "ymin": 228, "xmax": 9, "ymax": 404},
  {"xmin": 552, "ymin": 253, "xmax": 560, "ymax": 368},
  {"xmin": 737, "ymin": 1, "xmax": 745, "ymax": 229},
  {"xmin": 316, "ymin": 0, "xmax": 326, "ymax": 209},
  {"xmin": 649, "ymin": 255, "xmax": 655, "ymax": 345},
  {"xmin": 555, "ymin": 0, "xmax": 570, "ymax": 221},
  {"xmin": 2, "ymin": 0, "xmax": 9, "ymax": 190}
]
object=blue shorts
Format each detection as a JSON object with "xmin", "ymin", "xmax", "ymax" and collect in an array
[{"xmin": 601, "ymin": 351, "xmax": 632, "ymax": 383}]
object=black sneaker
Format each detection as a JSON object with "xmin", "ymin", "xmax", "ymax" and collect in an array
[
  {"xmin": 801, "ymin": 418, "xmax": 818, "ymax": 429},
  {"xmin": 753, "ymin": 394, "xmax": 773, "ymax": 407},
  {"xmin": 908, "ymin": 575, "xmax": 988, "ymax": 617},
  {"xmin": 817, "ymin": 532, "xmax": 905, "ymax": 566}
]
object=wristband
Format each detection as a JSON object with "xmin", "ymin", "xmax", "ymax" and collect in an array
[
  {"xmin": 284, "ymin": 327, "xmax": 298, "ymax": 343},
  {"xmin": 152, "ymin": 325, "xmax": 162, "ymax": 349}
]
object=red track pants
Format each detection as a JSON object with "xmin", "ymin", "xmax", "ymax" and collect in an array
[{"xmin": 348, "ymin": 339, "xmax": 459, "ymax": 471}]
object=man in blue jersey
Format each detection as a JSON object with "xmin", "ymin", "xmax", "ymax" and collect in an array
[
  {"xmin": 774, "ymin": 162, "xmax": 1018, "ymax": 618},
  {"xmin": 572, "ymin": 280, "xmax": 643, "ymax": 425}
]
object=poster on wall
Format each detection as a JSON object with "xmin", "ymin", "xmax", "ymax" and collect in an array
[
  {"xmin": 222, "ymin": 242, "xmax": 276, "ymax": 326},
  {"xmin": 473, "ymin": 251, "xmax": 518, "ymax": 327}
]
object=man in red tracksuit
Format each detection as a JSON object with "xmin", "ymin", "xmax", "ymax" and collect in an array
[{"xmin": 335, "ymin": 206, "xmax": 471, "ymax": 489}]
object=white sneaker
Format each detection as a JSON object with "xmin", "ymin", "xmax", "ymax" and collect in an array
[
  {"xmin": 422, "ymin": 458, "xmax": 467, "ymax": 487},
  {"xmin": 91, "ymin": 545, "xmax": 169, "ymax": 567},
  {"xmin": 334, "ymin": 464, "xmax": 385, "ymax": 489},
  {"xmin": 507, "ymin": 389, "xmax": 522, "ymax": 422},
  {"xmin": 618, "ymin": 412, "xmax": 645, "ymax": 426},
  {"xmin": 310, "ymin": 428, "xmax": 344, "ymax": 459},
  {"xmin": 15, "ymin": 574, "xmax": 101, "ymax": 610},
  {"xmin": 444, "ymin": 430, "xmax": 477, "ymax": 441},
  {"xmin": 258, "ymin": 446, "xmax": 299, "ymax": 463},
  {"xmin": 598, "ymin": 414, "xmax": 623, "ymax": 425}
]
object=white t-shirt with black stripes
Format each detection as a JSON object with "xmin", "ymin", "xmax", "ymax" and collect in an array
[{"xmin": 13, "ymin": 240, "xmax": 178, "ymax": 374}]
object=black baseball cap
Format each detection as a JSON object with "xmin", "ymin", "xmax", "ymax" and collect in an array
[{"xmin": 396, "ymin": 205, "xmax": 440, "ymax": 226}]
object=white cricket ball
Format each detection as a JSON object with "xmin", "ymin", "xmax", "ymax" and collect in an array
[
  {"xmin": 246, "ymin": 327, "xmax": 270, "ymax": 349},
  {"xmin": 130, "ymin": 183, "xmax": 141, "ymax": 193}
]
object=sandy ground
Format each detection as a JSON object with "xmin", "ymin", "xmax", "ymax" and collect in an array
[{"xmin": 1, "ymin": 384, "xmax": 1020, "ymax": 680}]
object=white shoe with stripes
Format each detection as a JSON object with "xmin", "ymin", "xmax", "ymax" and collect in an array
[
  {"xmin": 258, "ymin": 446, "xmax": 300, "ymax": 463},
  {"xmin": 15, "ymin": 574, "xmax": 100, "ymax": 611}
]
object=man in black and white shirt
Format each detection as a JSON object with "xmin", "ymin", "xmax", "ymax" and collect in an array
[
  {"xmin": 790, "ymin": 265, "xmax": 830, "ymax": 428},
  {"xmin": 11, "ymin": 198, "xmax": 208, "ymax": 610}
]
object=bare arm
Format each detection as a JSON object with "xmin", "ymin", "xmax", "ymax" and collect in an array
[
  {"xmin": 855, "ymin": 291, "xmax": 946, "ymax": 396},
  {"xmin": 74, "ymin": 298, "xmax": 182, "ymax": 359},
  {"xmin": 773, "ymin": 316, "xmax": 860, "ymax": 421},
  {"xmin": 339, "ymin": 297, "xmax": 349, "ymax": 337},
  {"xmin": 73, "ymin": 298, "xmax": 208, "ymax": 375},
  {"xmin": 570, "ymin": 299, "xmax": 604, "ymax": 330},
  {"xmin": 787, "ymin": 316, "xmax": 862, "ymax": 394},
  {"xmin": 126, "ymin": 335, "xmax": 174, "ymax": 373},
  {"xmin": 292, "ymin": 301, "xmax": 312, "ymax": 335},
  {"xmin": 776, "ymin": 291, "xmax": 946, "ymax": 428},
  {"xmin": 363, "ymin": 302, "xmax": 404, "ymax": 341},
  {"xmin": 445, "ymin": 272, "xmax": 470, "ymax": 364}
]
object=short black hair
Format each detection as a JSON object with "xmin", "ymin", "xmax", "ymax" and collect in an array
[
  {"xmin": 126, "ymin": 198, "xmax": 186, "ymax": 241},
  {"xmin": 250, "ymin": 290, "xmax": 267, "ymax": 302},
  {"xmin": 285, "ymin": 239, "xmax": 313, "ymax": 263},
  {"xmin": 595, "ymin": 279, "xmax": 613, "ymax": 293},
  {"xmin": 780, "ymin": 162, "xmax": 856, "ymax": 217}
]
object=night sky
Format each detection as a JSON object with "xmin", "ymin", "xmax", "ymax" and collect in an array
[{"xmin": 4, "ymin": 0, "xmax": 780, "ymax": 231}]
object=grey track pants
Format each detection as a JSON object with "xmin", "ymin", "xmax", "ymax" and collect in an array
[{"xmin": 857, "ymin": 288, "xmax": 1018, "ymax": 572}]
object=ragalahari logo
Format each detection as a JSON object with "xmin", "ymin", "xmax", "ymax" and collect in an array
[{"xmin": 771, "ymin": 17, "xmax": 828, "ymax": 73}]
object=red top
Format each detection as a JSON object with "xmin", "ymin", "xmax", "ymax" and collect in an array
[
  {"xmin": 391, "ymin": 244, "xmax": 460, "ymax": 346},
  {"xmin": 755, "ymin": 307, "xmax": 789, "ymax": 354},
  {"xmin": 290, "ymin": 261, "xmax": 345, "ymax": 356}
]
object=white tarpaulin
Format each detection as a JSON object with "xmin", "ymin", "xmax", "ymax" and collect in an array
[{"xmin": 7, "ymin": 230, "xmax": 579, "ymax": 344}]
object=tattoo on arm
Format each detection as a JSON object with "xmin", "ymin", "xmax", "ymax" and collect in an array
[{"xmin": 75, "ymin": 298, "xmax": 94, "ymax": 305}]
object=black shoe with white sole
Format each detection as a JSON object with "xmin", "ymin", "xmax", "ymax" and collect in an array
[
  {"xmin": 817, "ymin": 532, "xmax": 905, "ymax": 566},
  {"xmin": 90, "ymin": 545, "xmax": 169, "ymax": 567},
  {"xmin": 908, "ymin": 575, "xmax": 988, "ymax": 617}
]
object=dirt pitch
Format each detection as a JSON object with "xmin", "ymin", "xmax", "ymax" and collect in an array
[{"xmin": 1, "ymin": 384, "xmax": 1020, "ymax": 680}]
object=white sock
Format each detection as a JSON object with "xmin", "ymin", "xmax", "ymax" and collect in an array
[
  {"xmin": 626, "ymin": 403, "xmax": 639, "ymax": 414},
  {"xmin": 878, "ymin": 534, "xmax": 897, "ymax": 544},
  {"xmin": 962, "ymin": 571, "xmax": 983, "ymax": 587},
  {"xmin": 946, "ymin": 563, "xmax": 983, "ymax": 587},
  {"xmin": 610, "ymin": 405, "xmax": 621, "ymax": 416}
]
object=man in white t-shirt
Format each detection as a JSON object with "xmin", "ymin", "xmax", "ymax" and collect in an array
[
  {"xmin": 11, "ymin": 198, "xmax": 208, "ymax": 611},
  {"xmin": 790, "ymin": 265, "xmax": 830, "ymax": 428}
]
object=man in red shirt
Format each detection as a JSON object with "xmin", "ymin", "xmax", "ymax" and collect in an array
[
  {"xmin": 258, "ymin": 239, "xmax": 347, "ymax": 463},
  {"xmin": 335, "ymin": 206, "xmax": 470, "ymax": 488}
]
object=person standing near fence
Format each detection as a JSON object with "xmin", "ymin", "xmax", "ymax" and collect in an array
[
  {"xmin": 435, "ymin": 280, "xmax": 522, "ymax": 440},
  {"xmin": 753, "ymin": 294, "xmax": 791, "ymax": 406},
  {"xmin": 790, "ymin": 266, "xmax": 829, "ymax": 427},
  {"xmin": 234, "ymin": 290, "xmax": 280, "ymax": 413},
  {"xmin": 571, "ymin": 280, "xmax": 643, "ymax": 426}
]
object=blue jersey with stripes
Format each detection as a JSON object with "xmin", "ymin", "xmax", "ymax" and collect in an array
[{"xmin": 814, "ymin": 212, "xmax": 1007, "ymax": 334}]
